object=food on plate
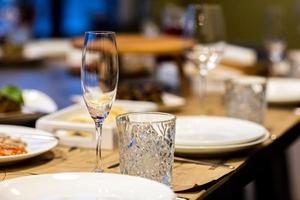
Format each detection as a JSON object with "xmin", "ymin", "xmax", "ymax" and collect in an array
[
  {"xmin": 117, "ymin": 82, "xmax": 163, "ymax": 103},
  {"xmin": 60, "ymin": 130, "xmax": 92, "ymax": 138},
  {"xmin": 0, "ymin": 85, "xmax": 24, "ymax": 113},
  {"xmin": 60, "ymin": 105, "xmax": 126, "ymax": 139},
  {"xmin": 0, "ymin": 134, "xmax": 27, "ymax": 156},
  {"xmin": 66, "ymin": 105, "xmax": 126, "ymax": 125},
  {"xmin": 67, "ymin": 115, "xmax": 94, "ymax": 124}
]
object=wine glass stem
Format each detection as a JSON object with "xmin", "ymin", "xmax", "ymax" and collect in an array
[
  {"xmin": 199, "ymin": 69, "xmax": 207, "ymax": 114},
  {"xmin": 95, "ymin": 122, "xmax": 103, "ymax": 172}
]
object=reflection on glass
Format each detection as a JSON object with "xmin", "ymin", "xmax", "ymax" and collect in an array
[
  {"xmin": 81, "ymin": 31, "xmax": 119, "ymax": 172},
  {"xmin": 116, "ymin": 112, "xmax": 176, "ymax": 186}
]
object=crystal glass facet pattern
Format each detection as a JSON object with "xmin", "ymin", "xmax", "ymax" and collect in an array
[{"xmin": 116, "ymin": 112, "xmax": 176, "ymax": 186}]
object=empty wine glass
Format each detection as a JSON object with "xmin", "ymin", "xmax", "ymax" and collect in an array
[
  {"xmin": 264, "ymin": 5, "xmax": 287, "ymax": 76},
  {"xmin": 81, "ymin": 31, "xmax": 119, "ymax": 172},
  {"xmin": 184, "ymin": 4, "xmax": 226, "ymax": 111}
]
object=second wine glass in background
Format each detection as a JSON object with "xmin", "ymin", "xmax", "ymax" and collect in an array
[
  {"xmin": 263, "ymin": 5, "xmax": 288, "ymax": 76},
  {"xmin": 81, "ymin": 31, "xmax": 119, "ymax": 172},
  {"xmin": 184, "ymin": 4, "xmax": 226, "ymax": 112}
]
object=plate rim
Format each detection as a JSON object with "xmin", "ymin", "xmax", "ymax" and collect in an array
[
  {"xmin": 0, "ymin": 172, "xmax": 176, "ymax": 199},
  {"xmin": 175, "ymin": 116, "xmax": 268, "ymax": 147},
  {"xmin": 175, "ymin": 131, "xmax": 269, "ymax": 154},
  {"xmin": 0, "ymin": 125, "xmax": 58, "ymax": 163}
]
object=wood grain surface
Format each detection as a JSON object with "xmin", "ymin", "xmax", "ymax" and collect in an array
[
  {"xmin": 1, "ymin": 93, "xmax": 300, "ymax": 200},
  {"xmin": 72, "ymin": 34, "xmax": 194, "ymax": 55}
]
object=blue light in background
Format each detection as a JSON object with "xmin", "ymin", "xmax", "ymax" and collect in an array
[
  {"xmin": 33, "ymin": 0, "xmax": 52, "ymax": 37},
  {"xmin": 0, "ymin": 0, "xmax": 114, "ymax": 37},
  {"xmin": 61, "ymin": 0, "xmax": 106, "ymax": 36}
]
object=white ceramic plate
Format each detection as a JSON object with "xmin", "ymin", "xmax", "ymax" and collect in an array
[
  {"xmin": 36, "ymin": 100, "xmax": 157, "ymax": 150},
  {"xmin": 24, "ymin": 39, "xmax": 72, "ymax": 59},
  {"xmin": 22, "ymin": 89, "xmax": 58, "ymax": 113},
  {"xmin": 0, "ymin": 90, "xmax": 57, "ymax": 125},
  {"xmin": 36, "ymin": 104, "xmax": 117, "ymax": 150},
  {"xmin": 159, "ymin": 93, "xmax": 186, "ymax": 111},
  {"xmin": 0, "ymin": 125, "xmax": 58, "ymax": 164},
  {"xmin": 267, "ymin": 78, "xmax": 300, "ymax": 104},
  {"xmin": 176, "ymin": 116, "xmax": 267, "ymax": 146},
  {"xmin": 114, "ymin": 100, "xmax": 157, "ymax": 112},
  {"xmin": 175, "ymin": 132, "xmax": 269, "ymax": 155},
  {"xmin": 0, "ymin": 172, "xmax": 176, "ymax": 200}
]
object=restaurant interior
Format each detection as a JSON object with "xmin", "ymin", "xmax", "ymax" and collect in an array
[{"xmin": 0, "ymin": 0, "xmax": 300, "ymax": 200}]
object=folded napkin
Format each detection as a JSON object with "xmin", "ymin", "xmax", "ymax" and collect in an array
[
  {"xmin": 23, "ymin": 39, "xmax": 72, "ymax": 59},
  {"xmin": 221, "ymin": 44, "xmax": 257, "ymax": 67},
  {"xmin": 172, "ymin": 158, "xmax": 243, "ymax": 192}
]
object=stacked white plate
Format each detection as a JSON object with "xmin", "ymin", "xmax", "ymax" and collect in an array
[{"xmin": 175, "ymin": 116, "xmax": 269, "ymax": 155}]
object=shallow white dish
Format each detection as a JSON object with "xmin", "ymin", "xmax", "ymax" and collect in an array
[
  {"xmin": 175, "ymin": 132, "xmax": 269, "ymax": 155},
  {"xmin": 36, "ymin": 104, "xmax": 115, "ymax": 149},
  {"xmin": 36, "ymin": 100, "xmax": 157, "ymax": 150},
  {"xmin": 115, "ymin": 100, "xmax": 157, "ymax": 112},
  {"xmin": 0, "ymin": 172, "xmax": 175, "ymax": 200},
  {"xmin": 160, "ymin": 93, "xmax": 186, "ymax": 111},
  {"xmin": 23, "ymin": 89, "xmax": 57, "ymax": 113},
  {"xmin": 176, "ymin": 116, "xmax": 267, "ymax": 146},
  {"xmin": 0, "ymin": 125, "xmax": 58, "ymax": 164},
  {"xmin": 267, "ymin": 78, "xmax": 300, "ymax": 104}
]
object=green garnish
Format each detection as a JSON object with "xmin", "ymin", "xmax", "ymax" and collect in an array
[{"xmin": 0, "ymin": 85, "xmax": 24, "ymax": 104}]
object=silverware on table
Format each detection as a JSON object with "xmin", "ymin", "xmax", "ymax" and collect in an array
[
  {"xmin": 107, "ymin": 162, "xmax": 120, "ymax": 169},
  {"xmin": 107, "ymin": 157, "xmax": 235, "ymax": 170},
  {"xmin": 174, "ymin": 157, "xmax": 235, "ymax": 169}
]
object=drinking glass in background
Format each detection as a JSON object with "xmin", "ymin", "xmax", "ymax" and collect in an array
[
  {"xmin": 81, "ymin": 31, "xmax": 119, "ymax": 172},
  {"xmin": 225, "ymin": 76, "xmax": 267, "ymax": 124},
  {"xmin": 288, "ymin": 50, "xmax": 300, "ymax": 78},
  {"xmin": 184, "ymin": 4, "xmax": 226, "ymax": 111},
  {"xmin": 264, "ymin": 5, "xmax": 288, "ymax": 76},
  {"xmin": 116, "ymin": 112, "xmax": 176, "ymax": 186},
  {"xmin": 162, "ymin": 3, "xmax": 184, "ymax": 35}
]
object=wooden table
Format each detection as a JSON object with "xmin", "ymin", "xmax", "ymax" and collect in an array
[
  {"xmin": 0, "ymin": 63, "xmax": 299, "ymax": 199},
  {"xmin": 177, "ymin": 94, "xmax": 300, "ymax": 200},
  {"xmin": 1, "ymin": 92, "xmax": 300, "ymax": 200}
]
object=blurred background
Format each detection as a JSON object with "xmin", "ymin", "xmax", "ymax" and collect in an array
[
  {"xmin": 1, "ymin": 0, "xmax": 300, "ymax": 200},
  {"xmin": 1, "ymin": 0, "xmax": 299, "ymax": 46},
  {"xmin": 2, "ymin": 0, "xmax": 300, "ymax": 79}
]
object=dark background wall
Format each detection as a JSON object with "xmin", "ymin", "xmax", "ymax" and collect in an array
[
  {"xmin": 154, "ymin": 0, "xmax": 300, "ymax": 48},
  {"xmin": 1, "ymin": 0, "xmax": 299, "ymax": 48}
]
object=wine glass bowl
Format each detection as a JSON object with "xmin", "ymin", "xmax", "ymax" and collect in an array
[
  {"xmin": 187, "ymin": 42, "xmax": 225, "ymax": 74},
  {"xmin": 184, "ymin": 4, "xmax": 226, "ymax": 109},
  {"xmin": 81, "ymin": 31, "xmax": 119, "ymax": 172},
  {"xmin": 263, "ymin": 5, "xmax": 287, "ymax": 76}
]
